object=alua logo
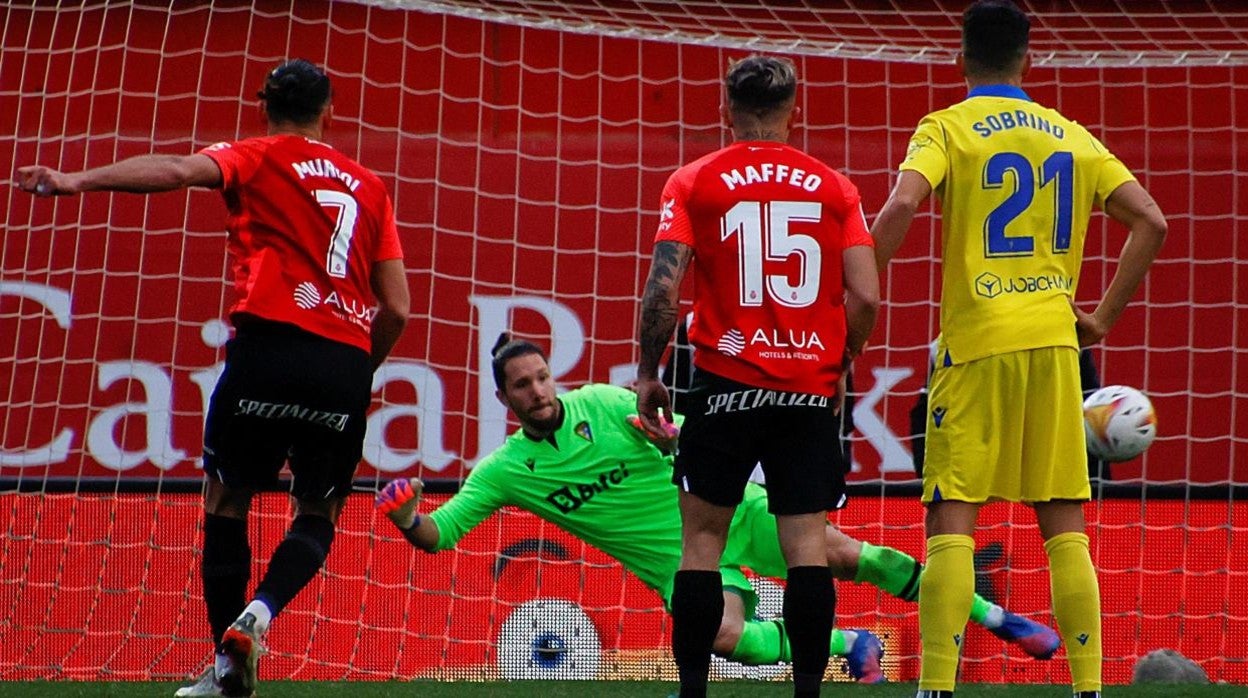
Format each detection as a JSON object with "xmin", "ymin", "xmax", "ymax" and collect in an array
[
  {"xmin": 749, "ymin": 328, "xmax": 826, "ymax": 350},
  {"xmin": 293, "ymin": 281, "xmax": 321, "ymax": 309},
  {"xmin": 717, "ymin": 328, "xmax": 746, "ymax": 356},
  {"xmin": 324, "ymin": 291, "xmax": 379, "ymax": 322},
  {"xmin": 292, "ymin": 282, "xmax": 377, "ymax": 323}
]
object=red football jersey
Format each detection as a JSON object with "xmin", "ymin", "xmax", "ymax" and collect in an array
[
  {"xmin": 200, "ymin": 135, "xmax": 403, "ymax": 352},
  {"xmin": 654, "ymin": 141, "xmax": 873, "ymax": 396}
]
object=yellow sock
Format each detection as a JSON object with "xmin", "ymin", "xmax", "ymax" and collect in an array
[
  {"xmin": 918, "ymin": 534, "xmax": 975, "ymax": 692},
  {"xmin": 1046, "ymin": 531, "xmax": 1102, "ymax": 693}
]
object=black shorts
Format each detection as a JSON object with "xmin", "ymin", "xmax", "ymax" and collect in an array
[
  {"xmin": 673, "ymin": 369, "xmax": 848, "ymax": 516},
  {"xmin": 203, "ymin": 318, "xmax": 372, "ymax": 500}
]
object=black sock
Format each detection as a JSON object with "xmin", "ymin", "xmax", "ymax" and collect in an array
[
  {"xmin": 785, "ymin": 565, "xmax": 835, "ymax": 697},
  {"xmin": 202, "ymin": 513, "xmax": 250, "ymax": 648},
  {"xmin": 670, "ymin": 570, "xmax": 723, "ymax": 698},
  {"xmin": 252, "ymin": 514, "xmax": 335, "ymax": 617}
]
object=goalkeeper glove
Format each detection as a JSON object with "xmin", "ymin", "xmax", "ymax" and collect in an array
[
  {"xmin": 375, "ymin": 478, "xmax": 422, "ymax": 529},
  {"xmin": 626, "ymin": 414, "xmax": 679, "ymax": 452}
]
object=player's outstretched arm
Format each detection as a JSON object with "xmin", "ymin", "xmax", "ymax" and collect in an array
[
  {"xmin": 1076, "ymin": 181, "xmax": 1167, "ymax": 347},
  {"xmin": 376, "ymin": 478, "xmax": 440, "ymax": 553},
  {"xmin": 870, "ymin": 170, "xmax": 932, "ymax": 271},
  {"xmin": 16, "ymin": 153, "xmax": 222, "ymax": 197},
  {"xmin": 824, "ymin": 528, "xmax": 1062, "ymax": 660}
]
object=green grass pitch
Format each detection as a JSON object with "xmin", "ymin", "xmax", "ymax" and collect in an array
[{"xmin": 0, "ymin": 682, "xmax": 1238, "ymax": 697}]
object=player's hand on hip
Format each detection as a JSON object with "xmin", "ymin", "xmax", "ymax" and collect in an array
[
  {"xmin": 375, "ymin": 477, "xmax": 424, "ymax": 528},
  {"xmin": 1072, "ymin": 302, "xmax": 1108, "ymax": 347},
  {"xmin": 15, "ymin": 166, "xmax": 77, "ymax": 197},
  {"xmin": 634, "ymin": 377, "xmax": 675, "ymax": 442}
]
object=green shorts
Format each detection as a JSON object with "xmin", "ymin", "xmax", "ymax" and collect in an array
[
  {"xmin": 656, "ymin": 484, "xmax": 797, "ymax": 617},
  {"xmin": 719, "ymin": 483, "xmax": 788, "ymax": 618}
]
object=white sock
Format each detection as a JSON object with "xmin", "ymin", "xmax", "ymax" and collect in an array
[
  {"xmin": 243, "ymin": 599, "xmax": 273, "ymax": 635},
  {"xmin": 214, "ymin": 652, "xmax": 230, "ymax": 675},
  {"xmin": 983, "ymin": 604, "xmax": 1005, "ymax": 629}
]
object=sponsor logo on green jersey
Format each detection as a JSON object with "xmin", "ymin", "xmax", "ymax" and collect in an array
[{"xmin": 545, "ymin": 461, "xmax": 630, "ymax": 514}]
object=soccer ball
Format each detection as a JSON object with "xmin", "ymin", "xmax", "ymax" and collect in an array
[
  {"xmin": 1083, "ymin": 385, "xmax": 1157, "ymax": 462},
  {"xmin": 496, "ymin": 598, "xmax": 601, "ymax": 680}
]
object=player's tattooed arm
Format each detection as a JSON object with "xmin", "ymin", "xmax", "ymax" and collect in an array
[
  {"xmin": 635, "ymin": 240, "xmax": 690, "ymax": 438},
  {"xmin": 636, "ymin": 240, "xmax": 691, "ymax": 381}
]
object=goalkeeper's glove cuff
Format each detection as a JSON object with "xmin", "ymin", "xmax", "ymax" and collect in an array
[{"xmin": 399, "ymin": 514, "xmax": 424, "ymax": 546}]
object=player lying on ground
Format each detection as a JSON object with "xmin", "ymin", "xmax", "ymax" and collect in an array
[{"xmin": 375, "ymin": 336, "xmax": 1060, "ymax": 682}]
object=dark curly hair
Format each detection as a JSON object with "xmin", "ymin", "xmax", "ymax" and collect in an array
[
  {"xmin": 490, "ymin": 333, "xmax": 548, "ymax": 390},
  {"xmin": 257, "ymin": 58, "xmax": 332, "ymax": 125}
]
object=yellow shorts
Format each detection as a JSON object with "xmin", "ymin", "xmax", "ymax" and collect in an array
[{"xmin": 922, "ymin": 346, "xmax": 1090, "ymax": 503}]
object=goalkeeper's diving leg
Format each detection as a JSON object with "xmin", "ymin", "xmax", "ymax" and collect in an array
[
  {"xmin": 830, "ymin": 528, "xmax": 1061, "ymax": 660},
  {"xmin": 717, "ymin": 589, "xmax": 887, "ymax": 684}
]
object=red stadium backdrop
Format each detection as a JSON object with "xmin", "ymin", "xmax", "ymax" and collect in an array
[
  {"xmin": 1, "ymin": 0, "xmax": 1245, "ymax": 686},
  {"xmin": 2, "ymin": 4, "xmax": 1246, "ymax": 487}
]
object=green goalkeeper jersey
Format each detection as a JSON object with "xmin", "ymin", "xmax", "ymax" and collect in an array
[{"xmin": 429, "ymin": 384, "xmax": 685, "ymax": 599}]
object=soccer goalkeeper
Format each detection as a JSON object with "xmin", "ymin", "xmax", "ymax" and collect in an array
[{"xmin": 376, "ymin": 335, "xmax": 1060, "ymax": 680}]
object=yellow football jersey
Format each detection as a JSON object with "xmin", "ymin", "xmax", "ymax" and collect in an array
[{"xmin": 900, "ymin": 85, "xmax": 1136, "ymax": 365}]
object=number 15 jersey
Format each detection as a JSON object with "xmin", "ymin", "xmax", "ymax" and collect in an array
[
  {"xmin": 900, "ymin": 85, "xmax": 1135, "ymax": 365},
  {"xmin": 201, "ymin": 135, "xmax": 403, "ymax": 352},
  {"xmin": 654, "ymin": 141, "xmax": 873, "ymax": 397}
]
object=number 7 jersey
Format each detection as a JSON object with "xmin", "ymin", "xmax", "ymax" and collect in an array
[
  {"xmin": 654, "ymin": 140, "xmax": 873, "ymax": 396},
  {"xmin": 899, "ymin": 85, "xmax": 1136, "ymax": 364},
  {"xmin": 201, "ymin": 134, "xmax": 403, "ymax": 352}
]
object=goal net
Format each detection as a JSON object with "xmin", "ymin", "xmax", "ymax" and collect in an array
[{"xmin": 1, "ymin": 0, "xmax": 1244, "ymax": 685}]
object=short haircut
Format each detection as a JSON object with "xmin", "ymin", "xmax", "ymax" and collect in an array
[
  {"xmin": 490, "ymin": 333, "xmax": 548, "ymax": 390},
  {"xmin": 257, "ymin": 59, "xmax": 332, "ymax": 125},
  {"xmin": 725, "ymin": 55, "xmax": 797, "ymax": 120},
  {"xmin": 962, "ymin": 0, "xmax": 1030, "ymax": 77}
]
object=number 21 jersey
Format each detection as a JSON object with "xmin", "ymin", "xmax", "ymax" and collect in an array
[
  {"xmin": 201, "ymin": 135, "xmax": 403, "ymax": 352},
  {"xmin": 900, "ymin": 85, "xmax": 1135, "ymax": 364},
  {"xmin": 654, "ymin": 141, "xmax": 873, "ymax": 397}
]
